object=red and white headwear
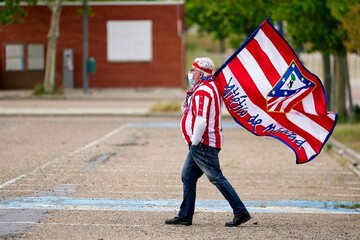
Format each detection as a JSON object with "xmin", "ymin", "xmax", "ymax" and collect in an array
[{"xmin": 192, "ymin": 57, "xmax": 214, "ymax": 76}]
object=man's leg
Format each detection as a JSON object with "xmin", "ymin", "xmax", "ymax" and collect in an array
[
  {"xmin": 165, "ymin": 151, "xmax": 203, "ymax": 225},
  {"xmin": 178, "ymin": 151, "xmax": 203, "ymax": 220},
  {"xmin": 191, "ymin": 143, "xmax": 250, "ymax": 226}
]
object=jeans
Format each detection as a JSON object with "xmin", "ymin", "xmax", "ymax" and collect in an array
[{"xmin": 178, "ymin": 143, "xmax": 248, "ymax": 221}]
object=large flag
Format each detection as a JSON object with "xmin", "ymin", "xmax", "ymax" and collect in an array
[{"xmin": 214, "ymin": 18, "xmax": 337, "ymax": 164}]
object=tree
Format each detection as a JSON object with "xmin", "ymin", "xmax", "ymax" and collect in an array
[
  {"xmin": 327, "ymin": 0, "xmax": 360, "ymax": 54},
  {"xmin": 44, "ymin": 0, "xmax": 62, "ymax": 93},
  {"xmin": 272, "ymin": 0, "xmax": 351, "ymax": 119},
  {"xmin": 0, "ymin": 0, "xmax": 38, "ymax": 25},
  {"xmin": 186, "ymin": 0, "xmax": 273, "ymax": 52},
  {"xmin": 327, "ymin": 0, "xmax": 359, "ymax": 121},
  {"xmin": 186, "ymin": 0, "xmax": 357, "ymax": 120},
  {"xmin": 186, "ymin": 0, "xmax": 234, "ymax": 53}
]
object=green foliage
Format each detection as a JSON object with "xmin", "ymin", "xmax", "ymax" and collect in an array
[
  {"xmin": 186, "ymin": 0, "xmax": 232, "ymax": 41},
  {"xmin": 150, "ymin": 101, "xmax": 181, "ymax": 113},
  {"xmin": 273, "ymin": 0, "xmax": 345, "ymax": 54},
  {"xmin": 335, "ymin": 104, "xmax": 360, "ymax": 123},
  {"xmin": 186, "ymin": 0, "xmax": 356, "ymax": 55},
  {"xmin": 0, "ymin": 0, "xmax": 38, "ymax": 26},
  {"xmin": 227, "ymin": 33, "xmax": 245, "ymax": 50},
  {"xmin": 33, "ymin": 84, "xmax": 45, "ymax": 96},
  {"xmin": 33, "ymin": 84, "xmax": 64, "ymax": 96},
  {"xmin": 334, "ymin": 202, "xmax": 360, "ymax": 209},
  {"xmin": 354, "ymin": 104, "xmax": 360, "ymax": 122},
  {"xmin": 186, "ymin": 0, "xmax": 273, "ymax": 45},
  {"xmin": 186, "ymin": 0, "xmax": 277, "ymax": 52},
  {"xmin": 258, "ymin": 203, "xmax": 266, "ymax": 208},
  {"xmin": 327, "ymin": 0, "xmax": 360, "ymax": 53},
  {"xmin": 0, "ymin": 0, "xmax": 99, "ymax": 27},
  {"xmin": 325, "ymin": 143, "xmax": 333, "ymax": 151},
  {"xmin": 332, "ymin": 123, "xmax": 360, "ymax": 153}
]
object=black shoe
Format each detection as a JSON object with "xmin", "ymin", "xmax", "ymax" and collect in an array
[
  {"xmin": 165, "ymin": 216, "xmax": 192, "ymax": 226},
  {"xmin": 225, "ymin": 213, "xmax": 251, "ymax": 227}
]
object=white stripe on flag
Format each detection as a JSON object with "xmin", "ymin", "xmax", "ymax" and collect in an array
[
  {"xmin": 328, "ymin": 112, "xmax": 336, "ymax": 121},
  {"xmin": 255, "ymin": 29, "xmax": 288, "ymax": 75},
  {"xmin": 279, "ymin": 88, "xmax": 308, "ymax": 112},
  {"xmin": 237, "ymin": 48, "xmax": 272, "ymax": 95},
  {"xmin": 303, "ymin": 139, "xmax": 317, "ymax": 160},
  {"xmin": 286, "ymin": 110, "xmax": 329, "ymax": 143},
  {"xmin": 237, "ymin": 46, "xmax": 309, "ymax": 114},
  {"xmin": 255, "ymin": 29, "xmax": 319, "ymax": 116},
  {"xmin": 267, "ymin": 97, "xmax": 283, "ymax": 111},
  {"xmin": 223, "ymin": 65, "xmax": 317, "ymax": 159},
  {"xmin": 301, "ymin": 92, "xmax": 317, "ymax": 115}
]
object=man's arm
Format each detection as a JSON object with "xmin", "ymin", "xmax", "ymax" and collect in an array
[
  {"xmin": 190, "ymin": 93, "xmax": 209, "ymax": 145},
  {"xmin": 190, "ymin": 116, "xmax": 207, "ymax": 145}
]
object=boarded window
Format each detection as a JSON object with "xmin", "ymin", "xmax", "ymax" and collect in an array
[
  {"xmin": 107, "ymin": 20, "xmax": 152, "ymax": 62},
  {"xmin": 28, "ymin": 44, "xmax": 45, "ymax": 70},
  {"xmin": 5, "ymin": 44, "xmax": 24, "ymax": 71}
]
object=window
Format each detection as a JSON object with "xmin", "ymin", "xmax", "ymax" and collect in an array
[
  {"xmin": 5, "ymin": 44, "xmax": 24, "ymax": 71},
  {"xmin": 27, "ymin": 44, "xmax": 45, "ymax": 70},
  {"xmin": 5, "ymin": 43, "xmax": 45, "ymax": 71},
  {"xmin": 107, "ymin": 20, "xmax": 152, "ymax": 62}
]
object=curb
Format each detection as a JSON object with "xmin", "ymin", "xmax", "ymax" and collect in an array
[
  {"xmin": 0, "ymin": 108, "xmax": 150, "ymax": 117},
  {"xmin": 0, "ymin": 89, "xmax": 187, "ymax": 102},
  {"xmin": 329, "ymin": 138, "xmax": 360, "ymax": 177},
  {"xmin": 0, "ymin": 109, "xmax": 234, "ymax": 118}
]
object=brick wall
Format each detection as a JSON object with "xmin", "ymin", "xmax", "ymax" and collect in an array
[{"xmin": 0, "ymin": 2, "xmax": 185, "ymax": 89}]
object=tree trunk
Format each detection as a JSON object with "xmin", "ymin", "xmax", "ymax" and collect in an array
[
  {"xmin": 322, "ymin": 53, "xmax": 332, "ymax": 108},
  {"xmin": 43, "ymin": 0, "xmax": 62, "ymax": 93},
  {"xmin": 344, "ymin": 56, "xmax": 354, "ymax": 122},
  {"xmin": 334, "ymin": 54, "xmax": 347, "ymax": 119},
  {"xmin": 219, "ymin": 38, "xmax": 225, "ymax": 53}
]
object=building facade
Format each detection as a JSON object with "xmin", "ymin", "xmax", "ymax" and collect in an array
[{"xmin": 0, "ymin": 1, "xmax": 185, "ymax": 89}]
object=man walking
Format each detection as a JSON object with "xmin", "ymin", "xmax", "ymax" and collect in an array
[{"xmin": 165, "ymin": 57, "xmax": 251, "ymax": 227}]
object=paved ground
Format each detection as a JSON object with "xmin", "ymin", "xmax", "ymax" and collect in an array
[
  {"xmin": 0, "ymin": 88, "xmax": 185, "ymax": 116},
  {"xmin": 0, "ymin": 88, "xmax": 359, "ymax": 239}
]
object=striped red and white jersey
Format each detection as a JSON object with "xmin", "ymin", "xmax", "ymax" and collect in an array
[{"xmin": 181, "ymin": 80, "xmax": 223, "ymax": 148}]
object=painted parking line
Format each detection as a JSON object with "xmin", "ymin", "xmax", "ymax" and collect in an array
[
  {"xmin": 0, "ymin": 121, "xmax": 239, "ymax": 190},
  {"xmin": 0, "ymin": 222, "xmax": 151, "ymax": 227},
  {"xmin": 0, "ymin": 184, "xmax": 78, "ymax": 237},
  {"xmin": 0, "ymin": 124, "xmax": 131, "ymax": 190},
  {"xmin": 0, "ymin": 197, "xmax": 358, "ymax": 214}
]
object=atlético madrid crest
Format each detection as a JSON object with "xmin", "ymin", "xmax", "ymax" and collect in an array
[{"xmin": 266, "ymin": 61, "xmax": 316, "ymax": 113}]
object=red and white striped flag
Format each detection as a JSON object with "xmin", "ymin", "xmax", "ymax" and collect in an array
[{"xmin": 215, "ymin": 18, "xmax": 337, "ymax": 164}]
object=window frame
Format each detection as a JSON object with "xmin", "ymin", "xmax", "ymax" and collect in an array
[
  {"xmin": 5, "ymin": 43, "xmax": 25, "ymax": 71},
  {"xmin": 27, "ymin": 43, "xmax": 45, "ymax": 71}
]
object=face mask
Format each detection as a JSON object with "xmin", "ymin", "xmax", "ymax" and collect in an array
[{"xmin": 187, "ymin": 72, "xmax": 196, "ymax": 86}]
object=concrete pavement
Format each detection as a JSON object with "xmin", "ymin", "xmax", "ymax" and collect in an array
[
  {"xmin": 0, "ymin": 87, "xmax": 359, "ymax": 168},
  {"xmin": 0, "ymin": 88, "xmax": 186, "ymax": 116},
  {"xmin": 0, "ymin": 88, "xmax": 359, "ymax": 239},
  {"xmin": 0, "ymin": 116, "xmax": 359, "ymax": 239},
  {"xmin": 0, "ymin": 86, "xmax": 359, "ymax": 172}
]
